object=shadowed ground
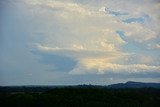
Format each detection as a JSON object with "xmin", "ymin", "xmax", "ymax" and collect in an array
[{"xmin": 0, "ymin": 87, "xmax": 160, "ymax": 107}]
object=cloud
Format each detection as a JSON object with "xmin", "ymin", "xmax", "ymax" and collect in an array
[
  {"xmin": 35, "ymin": 44, "xmax": 160, "ymax": 76},
  {"xmin": 123, "ymin": 23, "xmax": 156, "ymax": 43},
  {"xmin": 26, "ymin": 0, "xmax": 160, "ymax": 75},
  {"xmin": 31, "ymin": 50, "xmax": 77, "ymax": 72},
  {"xmin": 35, "ymin": 43, "xmax": 127, "ymax": 59},
  {"xmin": 154, "ymin": 44, "xmax": 160, "ymax": 49},
  {"xmin": 69, "ymin": 58, "xmax": 160, "ymax": 75},
  {"xmin": 147, "ymin": 44, "xmax": 160, "ymax": 50},
  {"xmin": 24, "ymin": 0, "xmax": 159, "ymax": 47},
  {"xmin": 1, "ymin": 0, "xmax": 160, "ymax": 85},
  {"xmin": 99, "ymin": 7, "xmax": 128, "ymax": 16}
]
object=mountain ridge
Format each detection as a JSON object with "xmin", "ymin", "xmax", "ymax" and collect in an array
[{"xmin": 108, "ymin": 81, "xmax": 160, "ymax": 88}]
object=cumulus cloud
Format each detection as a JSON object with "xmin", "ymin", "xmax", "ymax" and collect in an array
[
  {"xmin": 35, "ymin": 44, "xmax": 160, "ymax": 76},
  {"xmin": 1, "ymin": 0, "xmax": 160, "ymax": 85},
  {"xmin": 70, "ymin": 58, "xmax": 160, "ymax": 75},
  {"xmin": 25, "ymin": 0, "xmax": 160, "ymax": 76}
]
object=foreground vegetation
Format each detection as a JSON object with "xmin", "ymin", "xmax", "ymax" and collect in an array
[{"xmin": 0, "ymin": 87, "xmax": 160, "ymax": 107}]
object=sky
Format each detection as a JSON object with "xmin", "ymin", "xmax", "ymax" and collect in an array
[{"xmin": 0, "ymin": 0, "xmax": 160, "ymax": 86}]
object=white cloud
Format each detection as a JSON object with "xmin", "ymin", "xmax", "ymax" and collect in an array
[
  {"xmin": 70, "ymin": 58, "xmax": 160, "ymax": 75},
  {"xmin": 148, "ymin": 44, "xmax": 160, "ymax": 50},
  {"xmin": 35, "ymin": 44, "xmax": 127, "ymax": 59},
  {"xmin": 23, "ymin": 0, "xmax": 160, "ymax": 75},
  {"xmin": 36, "ymin": 44, "xmax": 160, "ymax": 75},
  {"xmin": 155, "ymin": 44, "xmax": 160, "ymax": 49},
  {"xmin": 123, "ymin": 23, "xmax": 156, "ymax": 43}
]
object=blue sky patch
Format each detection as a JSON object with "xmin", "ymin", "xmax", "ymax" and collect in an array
[
  {"xmin": 123, "ymin": 17, "xmax": 145, "ymax": 23},
  {"xmin": 109, "ymin": 11, "xmax": 128, "ymax": 16},
  {"xmin": 116, "ymin": 30, "xmax": 126, "ymax": 41}
]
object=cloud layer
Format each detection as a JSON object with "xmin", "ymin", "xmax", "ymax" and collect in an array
[{"xmin": 0, "ymin": 0, "xmax": 160, "ymax": 85}]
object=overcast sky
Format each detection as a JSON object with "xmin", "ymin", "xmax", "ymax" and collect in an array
[{"xmin": 0, "ymin": 0, "xmax": 160, "ymax": 86}]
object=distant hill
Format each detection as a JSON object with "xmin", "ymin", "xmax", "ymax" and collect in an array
[
  {"xmin": 0, "ymin": 81, "xmax": 160, "ymax": 93},
  {"xmin": 108, "ymin": 81, "xmax": 160, "ymax": 88}
]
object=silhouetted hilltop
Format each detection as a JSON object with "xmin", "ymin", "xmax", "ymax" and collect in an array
[
  {"xmin": 0, "ymin": 81, "xmax": 160, "ymax": 93},
  {"xmin": 108, "ymin": 81, "xmax": 160, "ymax": 88}
]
